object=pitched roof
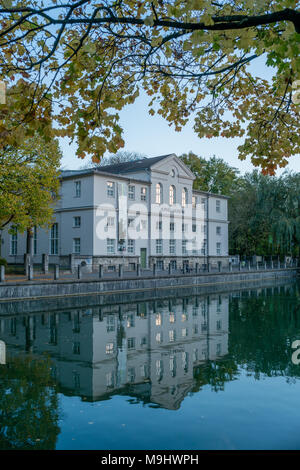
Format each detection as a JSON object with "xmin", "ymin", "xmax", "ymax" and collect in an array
[{"xmin": 96, "ymin": 154, "xmax": 174, "ymax": 174}]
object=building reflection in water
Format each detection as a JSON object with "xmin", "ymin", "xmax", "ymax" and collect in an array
[{"xmin": 0, "ymin": 294, "xmax": 229, "ymax": 410}]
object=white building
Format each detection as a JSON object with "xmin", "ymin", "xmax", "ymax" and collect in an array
[{"xmin": 1, "ymin": 153, "xmax": 229, "ymax": 270}]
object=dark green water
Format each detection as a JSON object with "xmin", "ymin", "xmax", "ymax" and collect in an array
[{"xmin": 0, "ymin": 281, "xmax": 300, "ymax": 450}]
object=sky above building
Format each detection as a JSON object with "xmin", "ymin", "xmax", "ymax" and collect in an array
[{"xmin": 59, "ymin": 56, "xmax": 300, "ymax": 176}]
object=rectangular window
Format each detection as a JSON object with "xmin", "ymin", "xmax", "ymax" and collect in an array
[
  {"xmin": 72, "ymin": 342, "xmax": 80, "ymax": 355},
  {"xmin": 156, "ymin": 221, "xmax": 162, "ymax": 230},
  {"xmin": 106, "ymin": 343, "xmax": 114, "ymax": 354},
  {"xmin": 73, "ymin": 238, "xmax": 81, "ymax": 254},
  {"xmin": 107, "ymin": 181, "xmax": 115, "ymax": 197},
  {"xmin": 107, "ymin": 238, "xmax": 115, "ymax": 254},
  {"xmin": 127, "ymin": 239, "xmax": 135, "ymax": 254},
  {"xmin": 216, "ymin": 199, "xmax": 221, "ymax": 213},
  {"xmin": 169, "ymin": 239, "xmax": 176, "ymax": 254},
  {"xmin": 170, "ymin": 222, "xmax": 175, "ymax": 232},
  {"xmin": 50, "ymin": 223, "xmax": 58, "ymax": 255},
  {"xmin": 128, "ymin": 185, "xmax": 135, "ymax": 200},
  {"xmin": 127, "ymin": 337, "xmax": 136, "ymax": 349},
  {"xmin": 182, "ymin": 240, "xmax": 187, "ymax": 255},
  {"xmin": 141, "ymin": 187, "xmax": 147, "ymax": 201},
  {"xmin": 156, "ymin": 239, "xmax": 162, "ymax": 254},
  {"xmin": 33, "ymin": 226, "xmax": 37, "ymax": 255},
  {"xmin": 73, "ymin": 216, "xmax": 81, "ymax": 227},
  {"xmin": 216, "ymin": 242, "xmax": 221, "ymax": 255},
  {"xmin": 192, "ymin": 224, "xmax": 197, "ymax": 233},
  {"xmin": 107, "ymin": 216, "xmax": 115, "ymax": 227},
  {"xmin": 10, "ymin": 231, "xmax": 18, "ymax": 255},
  {"xmin": 192, "ymin": 195, "xmax": 197, "ymax": 208},
  {"xmin": 216, "ymin": 226, "xmax": 221, "ymax": 235},
  {"xmin": 75, "ymin": 181, "xmax": 81, "ymax": 198}
]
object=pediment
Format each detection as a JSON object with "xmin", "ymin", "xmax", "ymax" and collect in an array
[{"xmin": 150, "ymin": 154, "xmax": 195, "ymax": 180}]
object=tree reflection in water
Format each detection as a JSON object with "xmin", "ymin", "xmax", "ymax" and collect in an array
[{"xmin": 0, "ymin": 355, "xmax": 60, "ymax": 450}]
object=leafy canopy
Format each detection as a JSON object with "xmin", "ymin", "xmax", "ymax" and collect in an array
[
  {"xmin": 0, "ymin": 1, "xmax": 299, "ymax": 173},
  {"xmin": 0, "ymin": 133, "xmax": 62, "ymax": 232}
]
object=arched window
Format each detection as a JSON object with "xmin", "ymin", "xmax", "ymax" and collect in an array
[
  {"xmin": 182, "ymin": 188, "xmax": 188, "ymax": 207},
  {"xmin": 156, "ymin": 183, "xmax": 162, "ymax": 204},
  {"xmin": 169, "ymin": 185, "xmax": 176, "ymax": 205}
]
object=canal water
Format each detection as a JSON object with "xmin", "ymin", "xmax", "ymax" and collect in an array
[{"xmin": 0, "ymin": 280, "xmax": 300, "ymax": 450}]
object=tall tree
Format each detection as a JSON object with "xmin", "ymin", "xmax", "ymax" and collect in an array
[{"xmin": 0, "ymin": 1, "xmax": 299, "ymax": 172}]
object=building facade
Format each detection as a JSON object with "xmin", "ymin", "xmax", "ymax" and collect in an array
[{"xmin": 1, "ymin": 153, "xmax": 229, "ymax": 271}]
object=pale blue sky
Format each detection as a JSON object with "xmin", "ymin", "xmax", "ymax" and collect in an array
[{"xmin": 59, "ymin": 56, "xmax": 300, "ymax": 176}]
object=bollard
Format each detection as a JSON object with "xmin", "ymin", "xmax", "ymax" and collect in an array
[
  {"xmin": 99, "ymin": 264, "xmax": 103, "ymax": 278},
  {"xmin": 0, "ymin": 265, "xmax": 5, "ymax": 282},
  {"xmin": 42, "ymin": 254, "xmax": 49, "ymax": 274},
  {"xmin": 28, "ymin": 264, "xmax": 33, "ymax": 281},
  {"xmin": 77, "ymin": 264, "xmax": 82, "ymax": 280},
  {"xmin": 119, "ymin": 264, "xmax": 123, "ymax": 278},
  {"xmin": 54, "ymin": 264, "xmax": 59, "ymax": 280},
  {"xmin": 153, "ymin": 263, "xmax": 156, "ymax": 276},
  {"xmin": 136, "ymin": 264, "xmax": 140, "ymax": 277}
]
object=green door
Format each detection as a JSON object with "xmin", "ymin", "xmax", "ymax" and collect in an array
[{"xmin": 140, "ymin": 248, "xmax": 147, "ymax": 268}]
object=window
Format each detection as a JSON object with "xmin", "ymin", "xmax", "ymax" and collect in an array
[
  {"xmin": 192, "ymin": 195, "xmax": 197, "ymax": 208},
  {"xmin": 169, "ymin": 313, "xmax": 176, "ymax": 323},
  {"xmin": 106, "ymin": 343, "xmax": 114, "ymax": 354},
  {"xmin": 128, "ymin": 217, "xmax": 134, "ymax": 228},
  {"xmin": 156, "ymin": 332, "xmax": 162, "ymax": 343},
  {"xmin": 156, "ymin": 183, "xmax": 162, "ymax": 204},
  {"xmin": 170, "ymin": 222, "xmax": 175, "ymax": 232},
  {"xmin": 216, "ymin": 242, "xmax": 221, "ymax": 255},
  {"xmin": 141, "ymin": 187, "xmax": 147, "ymax": 201},
  {"xmin": 128, "ymin": 185, "xmax": 135, "ymax": 200},
  {"xmin": 127, "ymin": 337, "xmax": 135, "ymax": 349},
  {"xmin": 216, "ymin": 226, "xmax": 221, "ymax": 235},
  {"xmin": 33, "ymin": 226, "xmax": 37, "ymax": 255},
  {"xmin": 201, "ymin": 239, "xmax": 207, "ymax": 255},
  {"xmin": 216, "ymin": 199, "xmax": 221, "ymax": 213},
  {"xmin": 50, "ymin": 223, "xmax": 58, "ymax": 255},
  {"xmin": 169, "ymin": 185, "xmax": 175, "ymax": 205},
  {"xmin": 107, "ymin": 216, "xmax": 115, "ymax": 227},
  {"xmin": 140, "ymin": 220, "xmax": 147, "ymax": 230},
  {"xmin": 156, "ymin": 313, "xmax": 162, "ymax": 326},
  {"xmin": 107, "ymin": 238, "xmax": 115, "ymax": 254},
  {"xmin": 169, "ymin": 330, "xmax": 176, "ymax": 342},
  {"xmin": 73, "ymin": 216, "xmax": 81, "ymax": 227},
  {"xmin": 169, "ymin": 239, "xmax": 176, "ymax": 254},
  {"xmin": 10, "ymin": 231, "xmax": 17, "ymax": 255},
  {"xmin": 192, "ymin": 224, "xmax": 197, "ymax": 233},
  {"xmin": 156, "ymin": 239, "xmax": 162, "ymax": 254},
  {"xmin": 156, "ymin": 221, "xmax": 162, "ymax": 230},
  {"xmin": 182, "ymin": 188, "xmax": 188, "ymax": 207},
  {"xmin": 72, "ymin": 342, "xmax": 80, "ymax": 355},
  {"xmin": 182, "ymin": 240, "xmax": 187, "ymax": 254},
  {"xmin": 73, "ymin": 238, "xmax": 81, "ymax": 254},
  {"xmin": 75, "ymin": 181, "xmax": 81, "ymax": 198},
  {"xmin": 127, "ymin": 239, "xmax": 135, "ymax": 254},
  {"xmin": 107, "ymin": 181, "xmax": 115, "ymax": 197},
  {"xmin": 201, "ymin": 224, "xmax": 207, "ymax": 233}
]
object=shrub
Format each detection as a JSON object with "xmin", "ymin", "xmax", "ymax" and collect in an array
[{"xmin": 0, "ymin": 257, "xmax": 7, "ymax": 267}]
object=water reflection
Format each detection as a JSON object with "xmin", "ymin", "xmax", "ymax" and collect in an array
[
  {"xmin": 0, "ymin": 282, "xmax": 299, "ymax": 449},
  {"xmin": 0, "ymin": 293, "xmax": 230, "ymax": 409}
]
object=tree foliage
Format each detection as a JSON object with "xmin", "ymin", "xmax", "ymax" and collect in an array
[
  {"xmin": 179, "ymin": 151, "xmax": 242, "ymax": 195},
  {"xmin": 181, "ymin": 152, "xmax": 300, "ymax": 256},
  {"xmin": 0, "ymin": 1, "xmax": 299, "ymax": 173},
  {"xmin": 0, "ymin": 133, "xmax": 62, "ymax": 233}
]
